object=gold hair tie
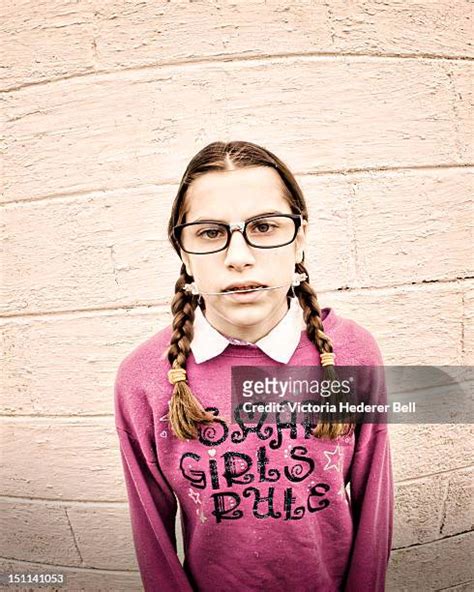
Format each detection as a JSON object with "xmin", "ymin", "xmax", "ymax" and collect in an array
[
  {"xmin": 320, "ymin": 352, "xmax": 336, "ymax": 367},
  {"xmin": 168, "ymin": 368, "xmax": 187, "ymax": 385}
]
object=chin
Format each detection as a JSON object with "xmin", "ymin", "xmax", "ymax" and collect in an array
[{"xmin": 222, "ymin": 304, "xmax": 269, "ymax": 325}]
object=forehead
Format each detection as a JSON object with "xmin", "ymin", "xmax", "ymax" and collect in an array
[{"xmin": 184, "ymin": 166, "xmax": 291, "ymax": 222}]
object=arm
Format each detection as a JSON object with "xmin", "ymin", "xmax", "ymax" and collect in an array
[
  {"xmin": 115, "ymin": 365, "xmax": 194, "ymax": 592},
  {"xmin": 344, "ymin": 422, "xmax": 394, "ymax": 591},
  {"xmin": 344, "ymin": 346, "xmax": 394, "ymax": 591}
]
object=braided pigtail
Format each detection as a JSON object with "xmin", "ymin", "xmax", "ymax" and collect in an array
[
  {"xmin": 295, "ymin": 262, "xmax": 354, "ymax": 440},
  {"xmin": 166, "ymin": 264, "xmax": 217, "ymax": 440}
]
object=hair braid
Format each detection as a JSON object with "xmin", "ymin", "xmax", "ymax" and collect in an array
[
  {"xmin": 295, "ymin": 262, "xmax": 353, "ymax": 439},
  {"xmin": 166, "ymin": 264, "xmax": 217, "ymax": 440}
]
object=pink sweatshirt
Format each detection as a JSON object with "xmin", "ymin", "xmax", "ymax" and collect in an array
[{"xmin": 114, "ymin": 307, "xmax": 393, "ymax": 591}]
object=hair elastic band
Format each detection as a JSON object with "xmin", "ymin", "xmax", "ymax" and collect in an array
[
  {"xmin": 168, "ymin": 368, "xmax": 187, "ymax": 384},
  {"xmin": 183, "ymin": 282, "xmax": 200, "ymax": 295},
  {"xmin": 320, "ymin": 352, "xmax": 335, "ymax": 367}
]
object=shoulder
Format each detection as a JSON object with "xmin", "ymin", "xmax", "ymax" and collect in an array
[
  {"xmin": 328, "ymin": 308, "xmax": 385, "ymax": 366},
  {"xmin": 114, "ymin": 324, "xmax": 174, "ymax": 433},
  {"xmin": 115, "ymin": 324, "xmax": 174, "ymax": 384},
  {"xmin": 330, "ymin": 311, "xmax": 389, "ymax": 442}
]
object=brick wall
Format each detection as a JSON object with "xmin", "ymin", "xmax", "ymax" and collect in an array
[{"xmin": 1, "ymin": 2, "xmax": 472, "ymax": 590}]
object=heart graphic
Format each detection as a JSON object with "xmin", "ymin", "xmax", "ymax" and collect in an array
[{"xmin": 207, "ymin": 449, "xmax": 216, "ymax": 457}]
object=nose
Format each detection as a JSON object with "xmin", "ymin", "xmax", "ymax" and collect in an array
[{"xmin": 224, "ymin": 228, "xmax": 256, "ymax": 269}]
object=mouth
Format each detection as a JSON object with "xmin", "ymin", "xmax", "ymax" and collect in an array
[{"xmin": 222, "ymin": 283, "xmax": 267, "ymax": 294}]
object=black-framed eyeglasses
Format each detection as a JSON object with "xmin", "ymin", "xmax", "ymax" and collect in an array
[{"xmin": 173, "ymin": 213, "xmax": 303, "ymax": 255}]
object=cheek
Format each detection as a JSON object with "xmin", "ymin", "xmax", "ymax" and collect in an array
[
  {"xmin": 260, "ymin": 250, "xmax": 296, "ymax": 271},
  {"xmin": 191, "ymin": 258, "xmax": 222, "ymax": 283}
]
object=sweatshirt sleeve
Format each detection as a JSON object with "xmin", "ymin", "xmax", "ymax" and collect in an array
[
  {"xmin": 344, "ymin": 341, "xmax": 394, "ymax": 591},
  {"xmin": 114, "ymin": 363, "xmax": 194, "ymax": 592}
]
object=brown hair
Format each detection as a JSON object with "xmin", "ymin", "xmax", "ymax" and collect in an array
[{"xmin": 166, "ymin": 140, "xmax": 353, "ymax": 441}]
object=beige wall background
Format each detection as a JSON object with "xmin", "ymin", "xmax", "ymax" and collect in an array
[{"xmin": 1, "ymin": 1, "xmax": 473, "ymax": 591}]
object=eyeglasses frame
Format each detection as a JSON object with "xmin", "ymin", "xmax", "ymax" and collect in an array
[{"xmin": 173, "ymin": 213, "xmax": 303, "ymax": 255}]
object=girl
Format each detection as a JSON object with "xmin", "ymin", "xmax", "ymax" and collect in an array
[{"xmin": 114, "ymin": 141, "xmax": 393, "ymax": 592}]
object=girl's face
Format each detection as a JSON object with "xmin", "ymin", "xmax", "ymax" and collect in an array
[{"xmin": 180, "ymin": 166, "xmax": 307, "ymax": 343}]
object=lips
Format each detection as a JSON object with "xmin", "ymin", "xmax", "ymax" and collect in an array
[{"xmin": 223, "ymin": 282, "xmax": 267, "ymax": 292}]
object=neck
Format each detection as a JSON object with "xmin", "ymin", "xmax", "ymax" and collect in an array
[{"xmin": 202, "ymin": 297, "xmax": 291, "ymax": 343}]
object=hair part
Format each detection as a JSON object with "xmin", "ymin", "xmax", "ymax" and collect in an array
[{"xmin": 166, "ymin": 141, "xmax": 354, "ymax": 441}]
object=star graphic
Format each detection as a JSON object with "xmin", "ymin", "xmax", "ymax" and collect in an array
[
  {"xmin": 188, "ymin": 488, "xmax": 201, "ymax": 504},
  {"xmin": 323, "ymin": 444, "xmax": 343, "ymax": 472}
]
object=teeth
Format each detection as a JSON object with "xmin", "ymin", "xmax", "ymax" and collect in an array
[{"xmin": 227, "ymin": 285, "xmax": 259, "ymax": 291}]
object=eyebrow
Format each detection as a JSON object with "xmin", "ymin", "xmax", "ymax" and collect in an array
[{"xmin": 190, "ymin": 210, "xmax": 286, "ymax": 223}]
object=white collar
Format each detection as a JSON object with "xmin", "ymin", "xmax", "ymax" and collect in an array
[{"xmin": 191, "ymin": 297, "xmax": 305, "ymax": 364}]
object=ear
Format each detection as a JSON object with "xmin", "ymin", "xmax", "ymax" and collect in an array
[
  {"xmin": 295, "ymin": 219, "xmax": 307, "ymax": 263},
  {"xmin": 181, "ymin": 252, "xmax": 193, "ymax": 277}
]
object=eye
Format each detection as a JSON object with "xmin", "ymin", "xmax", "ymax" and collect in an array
[
  {"xmin": 197, "ymin": 227, "xmax": 225, "ymax": 239},
  {"xmin": 250, "ymin": 221, "xmax": 276, "ymax": 233}
]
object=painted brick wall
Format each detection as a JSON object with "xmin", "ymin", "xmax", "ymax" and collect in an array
[{"xmin": 1, "ymin": 2, "xmax": 472, "ymax": 591}]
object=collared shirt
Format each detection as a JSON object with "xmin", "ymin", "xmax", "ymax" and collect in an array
[{"xmin": 191, "ymin": 297, "xmax": 306, "ymax": 364}]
